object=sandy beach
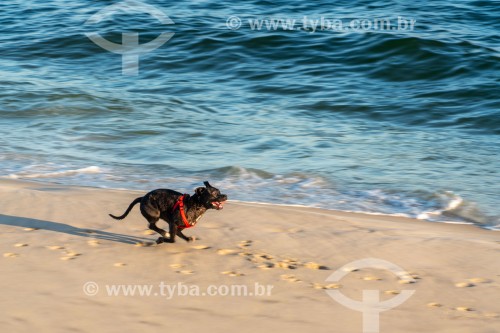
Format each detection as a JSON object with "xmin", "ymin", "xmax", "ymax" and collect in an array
[{"xmin": 0, "ymin": 179, "xmax": 498, "ymax": 333}]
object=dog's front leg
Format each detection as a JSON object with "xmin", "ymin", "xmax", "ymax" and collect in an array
[
  {"xmin": 176, "ymin": 229, "xmax": 194, "ymax": 242},
  {"xmin": 166, "ymin": 223, "xmax": 177, "ymax": 243}
]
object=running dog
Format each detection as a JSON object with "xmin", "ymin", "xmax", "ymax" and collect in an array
[{"xmin": 109, "ymin": 181, "xmax": 227, "ymax": 244}]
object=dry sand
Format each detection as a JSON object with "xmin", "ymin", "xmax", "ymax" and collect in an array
[{"xmin": 0, "ymin": 179, "xmax": 499, "ymax": 333}]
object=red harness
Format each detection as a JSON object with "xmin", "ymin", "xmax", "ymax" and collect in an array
[{"xmin": 172, "ymin": 195, "xmax": 193, "ymax": 229}]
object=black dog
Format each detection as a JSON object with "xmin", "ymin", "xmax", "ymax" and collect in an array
[{"xmin": 109, "ymin": 181, "xmax": 227, "ymax": 244}]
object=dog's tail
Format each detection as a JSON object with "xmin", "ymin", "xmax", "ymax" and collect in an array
[{"xmin": 109, "ymin": 197, "xmax": 142, "ymax": 220}]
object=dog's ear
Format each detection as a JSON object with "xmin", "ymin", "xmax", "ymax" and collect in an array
[
  {"xmin": 195, "ymin": 187, "xmax": 206, "ymax": 196},
  {"xmin": 204, "ymin": 181, "xmax": 212, "ymax": 188}
]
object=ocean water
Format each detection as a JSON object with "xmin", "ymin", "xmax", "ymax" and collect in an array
[{"xmin": 0, "ymin": 0, "xmax": 499, "ymax": 229}]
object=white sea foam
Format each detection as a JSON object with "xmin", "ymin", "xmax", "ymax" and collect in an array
[{"xmin": 7, "ymin": 166, "xmax": 101, "ymax": 179}]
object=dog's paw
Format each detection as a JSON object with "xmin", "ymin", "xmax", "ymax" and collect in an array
[
  {"xmin": 187, "ymin": 236, "xmax": 195, "ymax": 243},
  {"xmin": 157, "ymin": 237, "xmax": 174, "ymax": 244}
]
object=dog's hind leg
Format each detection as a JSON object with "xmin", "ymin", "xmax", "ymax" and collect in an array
[{"xmin": 146, "ymin": 218, "xmax": 169, "ymax": 244}]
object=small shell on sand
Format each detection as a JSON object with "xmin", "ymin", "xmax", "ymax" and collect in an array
[
  {"xmin": 221, "ymin": 271, "xmax": 244, "ymax": 277},
  {"xmin": 60, "ymin": 256, "xmax": 76, "ymax": 261},
  {"xmin": 455, "ymin": 307, "xmax": 473, "ymax": 312},
  {"xmin": 113, "ymin": 263, "xmax": 126, "ymax": 267},
  {"xmin": 427, "ymin": 302, "xmax": 442, "ymax": 308},
  {"xmin": 455, "ymin": 282, "xmax": 474, "ymax": 288},
  {"xmin": 46, "ymin": 246, "xmax": 65, "ymax": 250},
  {"xmin": 170, "ymin": 263, "xmax": 184, "ymax": 269},
  {"xmin": 14, "ymin": 243, "xmax": 28, "ymax": 247},
  {"xmin": 23, "ymin": 228, "xmax": 38, "ymax": 231},
  {"xmin": 3, "ymin": 252, "xmax": 18, "ymax": 258},
  {"xmin": 384, "ymin": 290, "xmax": 401, "ymax": 295},
  {"xmin": 65, "ymin": 252, "xmax": 81, "ymax": 257},
  {"xmin": 192, "ymin": 245, "xmax": 211, "ymax": 250},
  {"xmin": 305, "ymin": 262, "xmax": 329, "ymax": 270}
]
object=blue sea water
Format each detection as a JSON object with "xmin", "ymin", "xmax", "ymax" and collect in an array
[{"xmin": 0, "ymin": 0, "xmax": 499, "ymax": 229}]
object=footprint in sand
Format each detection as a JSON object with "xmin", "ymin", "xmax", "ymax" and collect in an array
[
  {"xmin": 221, "ymin": 271, "xmax": 245, "ymax": 277},
  {"xmin": 60, "ymin": 256, "xmax": 76, "ymax": 261},
  {"xmin": 177, "ymin": 270, "xmax": 194, "ymax": 275},
  {"xmin": 398, "ymin": 279, "xmax": 416, "ymax": 284},
  {"xmin": 468, "ymin": 277, "xmax": 491, "ymax": 284},
  {"xmin": 253, "ymin": 253, "xmax": 274, "ymax": 261},
  {"xmin": 384, "ymin": 290, "xmax": 401, "ymax": 295},
  {"xmin": 114, "ymin": 263, "xmax": 127, "ymax": 267},
  {"xmin": 238, "ymin": 240, "xmax": 252, "ymax": 248},
  {"xmin": 135, "ymin": 241, "xmax": 155, "ymax": 247},
  {"xmin": 342, "ymin": 267, "xmax": 359, "ymax": 272},
  {"xmin": 23, "ymin": 228, "xmax": 38, "ymax": 231},
  {"xmin": 277, "ymin": 261, "xmax": 297, "ymax": 269},
  {"xmin": 14, "ymin": 243, "xmax": 28, "ymax": 247},
  {"xmin": 65, "ymin": 252, "xmax": 81, "ymax": 257},
  {"xmin": 312, "ymin": 283, "xmax": 341, "ymax": 290},
  {"xmin": 217, "ymin": 249, "xmax": 238, "ymax": 255},
  {"xmin": 257, "ymin": 262, "xmax": 275, "ymax": 269},
  {"xmin": 170, "ymin": 263, "xmax": 184, "ymax": 269},
  {"xmin": 192, "ymin": 245, "xmax": 211, "ymax": 250},
  {"xmin": 363, "ymin": 276, "xmax": 382, "ymax": 281},
  {"xmin": 427, "ymin": 302, "xmax": 442, "ymax": 308},
  {"xmin": 455, "ymin": 282, "xmax": 474, "ymax": 288},
  {"xmin": 87, "ymin": 240, "xmax": 100, "ymax": 246},
  {"xmin": 304, "ymin": 262, "xmax": 329, "ymax": 270},
  {"xmin": 455, "ymin": 306, "xmax": 473, "ymax": 312},
  {"xmin": 3, "ymin": 252, "xmax": 19, "ymax": 258},
  {"xmin": 281, "ymin": 274, "xmax": 301, "ymax": 283},
  {"xmin": 46, "ymin": 246, "xmax": 65, "ymax": 250},
  {"xmin": 143, "ymin": 230, "xmax": 156, "ymax": 235}
]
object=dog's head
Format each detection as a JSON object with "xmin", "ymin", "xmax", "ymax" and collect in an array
[{"xmin": 194, "ymin": 181, "xmax": 227, "ymax": 210}]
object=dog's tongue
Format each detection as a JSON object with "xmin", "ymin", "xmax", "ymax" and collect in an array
[{"xmin": 212, "ymin": 201, "xmax": 224, "ymax": 210}]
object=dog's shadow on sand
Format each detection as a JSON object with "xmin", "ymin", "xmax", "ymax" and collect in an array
[{"xmin": 0, "ymin": 214, "xmax": 151, "ymax": 245}]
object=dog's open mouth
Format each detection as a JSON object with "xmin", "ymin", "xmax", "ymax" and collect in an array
[{"xmin": 211, "ymin": 201, "xmax": 225, "ymax": 210}]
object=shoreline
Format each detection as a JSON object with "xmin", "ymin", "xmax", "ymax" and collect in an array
[
  {"xmin": 1, "ymin": 177, "xmax": 496, "ymax": 232},
  {"xmin": 1, "ymin": 178, "xmax": 499, "ymax": 333}
]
